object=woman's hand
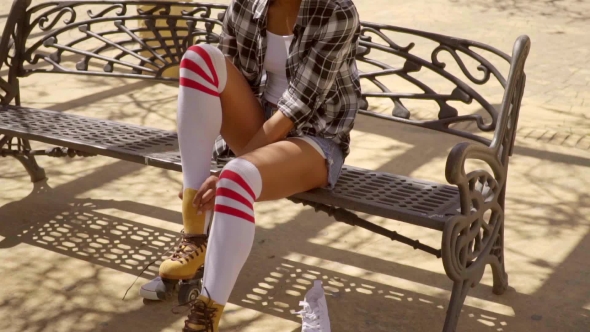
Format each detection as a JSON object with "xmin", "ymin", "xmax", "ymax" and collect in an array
[
  {"xmin": 193, "ymin": 175, "xmax": 219, "ymax": 213},
  {"xmin": 177, "ymin": 175, "xmax": 219, "ymax": 213},
  {"xmin": 239, "ymin": 111, "xmax": 294, "ymax": 156}
]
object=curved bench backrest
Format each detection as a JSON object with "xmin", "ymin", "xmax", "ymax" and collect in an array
[{"xmin": 1, "ymin": 0, "xmax": 517, "ymax": 145}]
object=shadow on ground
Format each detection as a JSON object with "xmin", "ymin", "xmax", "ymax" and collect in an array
[{"xmin": 0, "ymin": 180, "xmax": 513, "ymax": 332}]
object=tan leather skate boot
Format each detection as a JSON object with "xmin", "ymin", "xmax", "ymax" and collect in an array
[
  {"xmin": 183, "ymin": 294, "xmax": 224, "ymax": 332},
  {"xmin": 159, "ymin": 188, "xmax": 209, "ymax": 279}
]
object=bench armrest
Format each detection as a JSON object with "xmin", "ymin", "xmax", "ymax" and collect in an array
[
  {"xmin": 442, "ymin": 141, "xmax": 505, "ymax": 284},
  {"xmin": 445, "ymin": 142, "xmax": 505, "ymax": 211},
  {"xmin": 440, "ymin": 35, "xmax": 529, "ymax": 289}
]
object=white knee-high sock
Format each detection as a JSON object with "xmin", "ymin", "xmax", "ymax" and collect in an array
[
  {"xmin": 177, "ymin": 43, "xmax": 227, "ymax": 232},
  {"xmin": 202, "ymin": 158, "xmax": 262, "ymax": 305}
]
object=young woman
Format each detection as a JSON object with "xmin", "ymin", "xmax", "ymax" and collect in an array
[{"xmin": 154, "ymin": 0, "xmax": 360, "ymax": 330}]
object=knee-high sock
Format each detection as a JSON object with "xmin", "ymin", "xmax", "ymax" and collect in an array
[
  {"xmin": 177, "ymin": 43, "xmax": 227, "ymax": 233},
  {"xmin": 202, "ymin": 158, "xmax": 262, "ymax": 305}
]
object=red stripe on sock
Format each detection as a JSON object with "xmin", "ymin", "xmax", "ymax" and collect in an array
[
  {"xmin": 219, "ymin": 170, "xmax": 256, "ymax": 201},
  {"xmin": 214, "ymin": 204, "xmax": 255, "ymax": 223},
  {"xmin": 192, "ymin": 45, "xmax": 219, "ymax": 88},
  {"xmin": 216, "ymin": 187, "xmax": 253, "ymax": 210},
  {"xmin": 179, "ymin": 77, "xmax": 220, "ymax": 97},
  {"xmin": 180, "ymin": 58, "xmax": 216, "ymax": 87}
]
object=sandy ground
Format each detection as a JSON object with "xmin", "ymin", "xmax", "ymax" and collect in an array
[{"xmin": 1, "ymin": 0, "xmax": 589, "ymax": 331}]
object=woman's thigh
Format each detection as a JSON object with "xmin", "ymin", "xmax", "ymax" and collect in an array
[
  {"xmin": 239, "ymin": 138, "xmax": 329, "ymax": 201},
  {"xmin": 219, "ymin": 57, "xmax": 266, "ymax": 156}
]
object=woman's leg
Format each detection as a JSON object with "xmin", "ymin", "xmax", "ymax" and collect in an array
[
  {"xmin": 143, "ymin": 44, "xmax": 264, "ymax": 299},
  {"xmin": 178, "ymin": 43, "xmax": 264, "ymax": 197},
  {"xmin": 185, "ymin": 138, "xmax": 327, "ymax": 330},
  {"xmin": 244, "ymin": 138, "xmax": 329, "ymax": 200},
  {"xmin": 176, "ymin": 43, "xmax": 264, "ymax": 233}
]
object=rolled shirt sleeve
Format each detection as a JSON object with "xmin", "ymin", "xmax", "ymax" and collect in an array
[{"xmin": 217, "ymin": 0, "xmax": 239, "ymax": 68}]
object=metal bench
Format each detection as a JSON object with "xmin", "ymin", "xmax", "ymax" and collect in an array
[{"xmin": 0, "ymin": 1, "xmax": 530, "ymax": 330}]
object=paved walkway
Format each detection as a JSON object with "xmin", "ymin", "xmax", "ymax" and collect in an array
[{"xmin": 1, "ymin": 0, "xmax": 589, "ymax": 331}]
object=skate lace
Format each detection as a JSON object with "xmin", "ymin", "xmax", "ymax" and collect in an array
[
  {"xmin": 181, "ymin": 288, "xmax": 217, "ymax": 332},
  {"xmin": 170, "ymin": 233, "xmax": 207, "ymax": 262},
  {"xmin": 297, "ymin": 301, "xmax": 322, "ymax": 331}
]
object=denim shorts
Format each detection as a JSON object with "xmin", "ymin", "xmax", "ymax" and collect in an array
[{"xmin": 263, "ymin": 100, "xmax": 344, "ymax": 189}]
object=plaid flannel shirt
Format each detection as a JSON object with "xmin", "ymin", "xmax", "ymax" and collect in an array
[{"xmin": 213, "ymin": 0, "xmax": 361, "ymax": 160}]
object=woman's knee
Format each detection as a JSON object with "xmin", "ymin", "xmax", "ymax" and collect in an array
[
  {"xmin": 180, "ymin": 44, "xmax": 228, "ymax": 92},
  {"xmin": 218, "ymin": 158, "xmax": 263, "ymax": 202}
]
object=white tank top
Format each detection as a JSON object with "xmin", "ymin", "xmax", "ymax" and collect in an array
[{"xmin": 264, "ymin": 31, "xmax": 294, "ymax": 105}]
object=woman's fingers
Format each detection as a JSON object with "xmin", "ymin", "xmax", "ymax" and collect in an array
[
  {"xmin": 192, "ymin": 184, "xmax": 206, "ymax": 210},
  {"xmin": 192, "ymin": 176, "xmax": 219, "ymax": 213},
  {"xmin": 200, "ymin": 188, "xmax": 216, "ymax": 211}
]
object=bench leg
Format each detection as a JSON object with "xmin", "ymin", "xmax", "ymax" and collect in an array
[
  {"xmin": 441, "ymin": 202, "xmax": 508, "ymax": 331},
  {"xmin": 443, "ymin": 280, "xmax": 470, "ymax": 332},
  {"xmin": 442, "ymin": 223, "xmax": 507, "ymax": 332},
  {"xmin": 1, "ymin": 136, "xmax": 46, "ymax": 182},
  {"xmin": 491, "ymin": 223, "xmax": 509, "ymax": 295}
]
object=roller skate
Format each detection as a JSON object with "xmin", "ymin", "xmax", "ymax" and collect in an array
[
  {"xmin": 140, "ymin": 188, "xmax": 211, "ymax": 303},
  {"xmin": 183, "ymin": 292, "xmax": 224, "ymax": 332}
]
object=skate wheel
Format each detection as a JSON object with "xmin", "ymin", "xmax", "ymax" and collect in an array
[{"xmin": 178, "ymin": 280, "xmax": 201, "ymax": 304}]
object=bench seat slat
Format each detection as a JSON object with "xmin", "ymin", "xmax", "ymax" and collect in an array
[{"xmin": 1, "ymin": 106, "xmax": 459, "ymax": 230}]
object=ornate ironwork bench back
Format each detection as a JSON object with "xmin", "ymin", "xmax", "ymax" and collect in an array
[{"xmin": 2, "ymin": 0, "xmax": 528, "ymax": 149}]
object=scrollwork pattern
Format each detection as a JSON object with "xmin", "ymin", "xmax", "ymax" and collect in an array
[
  {"xmin": 181, "ymin": 6, "xmax": 212, "ymax": 18},
  {"xmin": 443, "ymin": 141, "xmax": 508, "ymax": 294},
  {"xmin": 21, "ymin": 1, "xmax": 226, "ymax": 81},
  {"xmin": 13, "ymin": 1, "xmax": 527, "ymax": 151},
  {"xmin": 356, "ymin": 23, "xmax": 508, "ymax": 142},
  {"xmin": 0, "ymin": 0, "xmax": 26, "ymax": 106},
  {"xmin": 87, "ymin": 4, "xmax": 126, "ymax": 19},
  {"xmin": 38, "ymin": 6, "xmax": 76, "ymax": 31},
  {"xmin": 440, "ymin": 37, "xmax": 529, "ymax": 303},
  {"xmin": 431, "ymin": 44, "xmax": 492, "ymax": 85},
  {"xmin": 25, "ymin": 1, "xmax": 228, "ymax": 34},
  {"xmin": 359, "ymin": 26, "xmax": 414, "ymax": 52},
  {"xmin": 137, "ymin": 3, "xmax": 170, "ymax": 16},
  {"xmin": 443, "ymin": 171, "xmax": 503, "ymax": 284}
]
